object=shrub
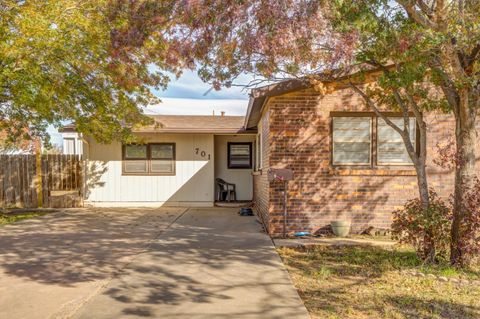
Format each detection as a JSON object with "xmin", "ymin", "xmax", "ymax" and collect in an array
[{"xmin": 391, "ymin": 190, "xmax": 451, "ymax": 263}]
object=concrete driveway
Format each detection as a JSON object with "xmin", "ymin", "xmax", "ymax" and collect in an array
[{"xmin": 0, "ymin": 207, "xmax": 309, "ymax": 319}]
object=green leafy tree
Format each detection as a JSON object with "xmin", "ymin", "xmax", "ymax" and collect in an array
[
  {"xmin": 0, "ymin": 0, "xmax": 177, "ymax": 147},
  {"xmin": 331, "ymin": 0, "xmax": 480, "ymax": 266}
]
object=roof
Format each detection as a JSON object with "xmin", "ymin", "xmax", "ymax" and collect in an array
[
  {"xmin": 245, "ymin": 79, "xmax": 310, "ymax": 129},
  {"xmin": 244, "ymin": 63, "xmax": 382, "ymax": 129},
  {"xmin": 59, "ymin": 115, "xmax": 252, "ymax": 134},
  {"xmin": 58, "ymin": 123, "xmax": 76, "ymax": 133},
  {"xmin": 139, "ymin": 115, "xmax": 251, "ymax": 134}
]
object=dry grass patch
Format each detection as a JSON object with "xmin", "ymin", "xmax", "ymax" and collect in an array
[{"xmin": 278, "ymin": 245, "xmax": 480, "ymax": 319}]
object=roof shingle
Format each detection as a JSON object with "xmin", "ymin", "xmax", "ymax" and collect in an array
[{"xmin": 136, "ymin": 115, "xmax": 248, "ymax": 133}]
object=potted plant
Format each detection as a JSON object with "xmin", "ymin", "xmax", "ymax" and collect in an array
[{"xmin": 331, "ymin": 220, "xmax": 351, "ymax": 237}]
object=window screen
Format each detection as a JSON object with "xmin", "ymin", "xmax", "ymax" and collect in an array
[
  {"xmin": 63, "ymin": 138, "xmax": 76, "ymax": 155},
  {"xmin": 123, "ymin": 143, "xmax": 175, "ymax": 175},
  {"xmin": 377, "ymin": 117, "xmax": 416, "ymax": 165},
  {"xmin": 228, "ymin": 142, "xmax": 252, "ymax": 169},
  {"xmin": 124, "ymin": 145, "xmax": 147, "ymax": 159},
  {"xmin": 332, "ymin": 117, "xmax": 371, "ymax": 165},
  {"xmin": 150, "ymin": 143, "xmax": 175, "ymax": 173},
  {"xmin": 124, "ymin": 161, "xmax": 148, "ymax": 173}
]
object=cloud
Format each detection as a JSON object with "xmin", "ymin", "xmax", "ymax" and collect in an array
[
  {"xmin": 51, "ymin": 69, "xmax": 255, "ymax": 147},
  {"xmin": 144, "ymin": 98, "xmax": 248, "ymax": 116},
  {"xmin": 154, "ymin": 70, "xmax": 252, "ymax": 100}
]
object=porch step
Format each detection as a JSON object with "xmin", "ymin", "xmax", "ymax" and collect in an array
[{"xmin": 214, "ymin": 201, "xmax": 252, "ymax": 208}]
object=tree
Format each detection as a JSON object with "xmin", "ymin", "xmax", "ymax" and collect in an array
[
  {"xmin": 326, "ymin": 1, "xmax": 452, "ymax": 263},
  {"xmin": 112, "ymin": 0, "xmax": 478, "ymax": 264},
  {"xmin": 0, "ymin": 0, "xmax": 177, "ymax": 147},
  {"xmin": 390, "ymin": 0, "xmax": 479, "ymax": 266}
]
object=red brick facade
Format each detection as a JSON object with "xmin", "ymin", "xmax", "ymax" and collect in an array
[{"xmin": 252, "ymin": 84, "xmax": 475, "ymax": 237}]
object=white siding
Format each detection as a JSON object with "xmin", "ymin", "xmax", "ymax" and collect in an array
[
  {"xmin": 85, "ymin": 133, "xmax": 215, "ymax": 206},
  {"xmin": 214, "ymin": 134, "xmax": 256, "ymax": 201}
]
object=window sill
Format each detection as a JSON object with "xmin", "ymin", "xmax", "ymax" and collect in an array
[
  {"xmin": 122, "ymin": 173, "xmax": 176, "ymax": 176},
  {"xmin": 329, "ymin": 166, "xmax": 416, "ymax": 176}
]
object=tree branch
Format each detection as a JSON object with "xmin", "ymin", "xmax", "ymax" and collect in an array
[
  {"xmin": 349, "ymin": 80, "xmax": 421, "ymax": 167},
  {"xmin": 467, "ymin": 44, "xmax": 480, "ymax": 69},
  {"xmin": 417, "ymin": 0, "xmax": 434, "ymax": 16},
  {"xmin": 429, "ymin": 59, "xmax": 460, "ymax": 115},
  {"xmin": 404, "ymin": 91, "xmax": 427, "ymax": 163},
  {"xmin": 348, "ymin": 81, "xmax": 405, "ymax": 136},
  {"xmin": 396, "ymin": 0, "xmax": 438, "ymax": 29}
]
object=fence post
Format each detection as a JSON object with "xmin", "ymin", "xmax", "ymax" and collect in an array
[{"xmin": 36, "ymin": 152, "xmax": 43, "ymax": 208}]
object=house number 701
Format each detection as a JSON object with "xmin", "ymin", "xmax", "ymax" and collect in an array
[{"xmin": 195, "ymin": 148, "xmax": 211, "ymax": 160}]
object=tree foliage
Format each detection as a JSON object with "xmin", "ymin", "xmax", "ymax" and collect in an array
[
  {"xmin": 108, "ymin": 0, "xmax": 354, "ymax": 87},
  {"xmin": 0, "ymin": 0, "xmax": 177, "ymax": 146}
]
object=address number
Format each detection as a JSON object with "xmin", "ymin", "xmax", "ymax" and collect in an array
[{"xmin": 195, "ymin": 148, "xmax": 211, "ymax": 160}]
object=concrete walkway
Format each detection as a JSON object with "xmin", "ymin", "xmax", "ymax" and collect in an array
[{"xmin": 0, "ymin": 207, "xmax": 309, "ymax": 319}]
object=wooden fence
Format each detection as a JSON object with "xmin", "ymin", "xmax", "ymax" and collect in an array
[{"xmin": 0, "ymin": 154, "xmax": 83, "ymax": 208}]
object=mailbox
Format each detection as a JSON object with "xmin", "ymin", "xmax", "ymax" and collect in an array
[
  {"xmin": 267, "ymin": 168, "xmax": 294, "ymax": 238},
  {"xmin": 267, "ymin": 168, "xmax": 294, "ymax": 182}
]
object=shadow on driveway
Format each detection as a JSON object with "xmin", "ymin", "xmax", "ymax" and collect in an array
[{"xmin": 0, "ymin": 207, "xmax": 309, "ymax": 319}]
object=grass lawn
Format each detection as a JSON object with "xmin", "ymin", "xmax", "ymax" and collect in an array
[
  {"xmin": 0, "ymin": 211, "xmax": 47, "ymax": 225},
  {"xmin": 278, "ymin": 245, "xmax": 480, "ymax": 319}
]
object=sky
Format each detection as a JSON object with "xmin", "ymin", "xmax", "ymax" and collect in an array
[
  {"xmin": 146, "ymin": 70, "xmax": 251, "ymax": 115},
  {"xmin": 50, "ymin": 70, "xmax": 252, "ymax": 146}
]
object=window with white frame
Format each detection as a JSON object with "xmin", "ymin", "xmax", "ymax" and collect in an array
[
  {"xmin": 377, "ymin": 117, "xmax": 416, "ymax": 165},
  {"xmin": 332, "ymin": 117, "xmax": 372, "ymax": 165},
  {"xmin": 63, "ymin": 138, "xmax": 76, "ymax": 155}
]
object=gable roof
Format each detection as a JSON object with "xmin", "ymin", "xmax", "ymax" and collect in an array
[
  {"xmin": 138, "ymin": 115, "xmax": 250, "ymax": 134},
  {"xmin": 245, "ymin": 79, "xmax": 310, "ymax": 129},
  {"xmin": 244, "ymin": 64, "xmax": 382, "ymax": 129},
  {"xmin": 60, "ymin": 115, "xmax": 252, "ymax": 134}
]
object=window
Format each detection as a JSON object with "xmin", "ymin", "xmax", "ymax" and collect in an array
[
  {"xmin": 63, "ymin": 138, "xmax": 76, "ymax": 155},
  {"xmin": 228, "ymin": 142, "xmax": 252, "ymax": 169},
  {"xmin": 331, "ymin": 114, "xmax": 417, "ymax": 166},
  {"xmin": 332, "ymin": 117, "xmax": 372, "ymax": 165},
  {"xmin": 123, "ymin": 143, "xmax": 175, "ymax": 175},
  {"xmin": 255, "ymin": 133, "xmax": 262, "ymax": 170},
  {"xmin": 377, "ymin": 117, "xmax": 416, "ymax": 165}
]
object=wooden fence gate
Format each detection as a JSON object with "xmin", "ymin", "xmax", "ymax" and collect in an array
[{"xmin": 0, "ymin": 154, "xmax": 83, "ymax": 208}]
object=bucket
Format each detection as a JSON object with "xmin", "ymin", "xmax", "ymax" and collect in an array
[{"xmin": 331, "ymin": 220, "xmax": 351, "ymax": 237}]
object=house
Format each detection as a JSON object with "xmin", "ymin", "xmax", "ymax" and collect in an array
[
  {"xmin": 58, "ymin": 124, "xmax": 83, "ymax": 155},
  {"xmin": 62, "ymin": 73, "xmax": 478, "ymax": 237},
  {"xmin": 246, "ymin": 76, "xmax": 479, "ymax": 237},
  {"xmin": 77, "ymin": 114, "xmax": 257, "ymax": 207}
]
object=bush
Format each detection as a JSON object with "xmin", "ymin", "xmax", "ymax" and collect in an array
[{"xmin": 391, "ymin": 190, "xmax": 451, "ymax": 263}]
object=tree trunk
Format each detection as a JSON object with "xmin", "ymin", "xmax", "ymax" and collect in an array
[
  {"xmin": 415, "ymin": 122, "xmax": 429, "ymax": 210},
  {"xmin": 416, "ymin": 164, "xmax": 429, "ymax": 209},
  {"xmin": 415, "ymin": 157, "xmax": 435, "ymax": 261},
  {"xmin": 410, "ymin": 123, "xmax": 434, "ymax": 262},
  {"xmin": 450, "ymin": 94, "xmax": 477, "ymax": 266}
]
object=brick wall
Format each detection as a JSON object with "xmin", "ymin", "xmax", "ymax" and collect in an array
[
  {"xmin": 253, "ymin": 108, "xmax": 270, "ymax": 231},
  {"xmin": 260, "ymin": 84, "xmax": 475, "ymax": 237}
]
